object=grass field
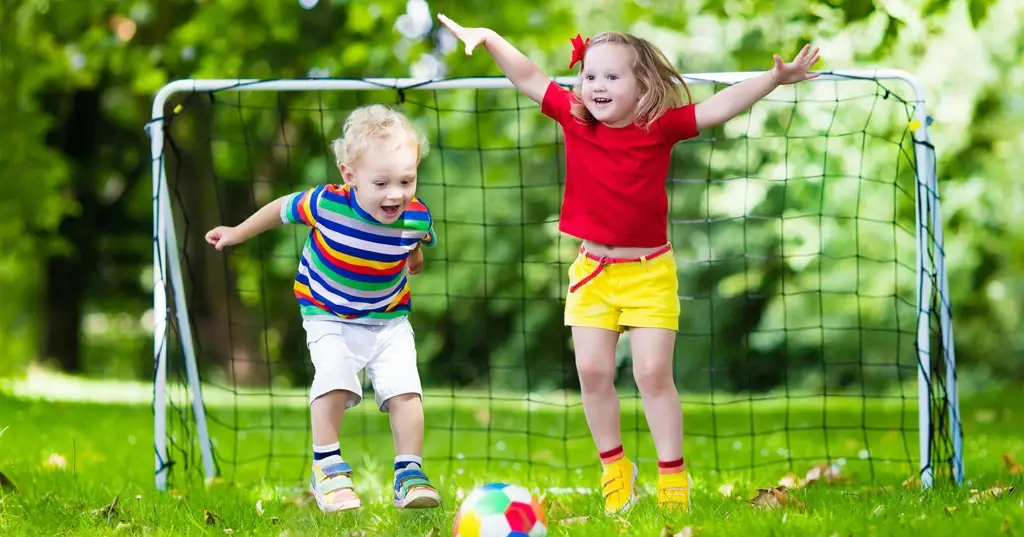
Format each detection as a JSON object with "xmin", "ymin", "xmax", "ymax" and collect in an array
[{"xmin": 0, "ymin": 370, "xmax": 1021, "ymax": 536}]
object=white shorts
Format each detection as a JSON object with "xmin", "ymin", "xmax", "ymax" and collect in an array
[{"xmin": 303, "ymin": 316, "xmax": 422, "ymax": 412}]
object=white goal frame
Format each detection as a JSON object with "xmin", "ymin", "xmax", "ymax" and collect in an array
[{"xmin": 146, "ymin": 71, "xmax": 963, "ymax": 491}]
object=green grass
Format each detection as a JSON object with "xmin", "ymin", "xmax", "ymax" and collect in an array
[{"xmin": 0, "ymin": 371, "xmax": 1021, "ymax": 536}]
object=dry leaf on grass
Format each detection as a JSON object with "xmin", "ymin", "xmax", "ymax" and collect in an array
[
  {"xmin": 968, "ymin": 485, "xmax": 1017, "ymax": 504},
  {"xmin": 717, "ymin": 483, "xmax": 735, "ymax": 498},
  {"xmin": 747, "ymin": 486, "xmax": 805, "ymax": 511},
  {"xmin": 902, "ymin": 476, "xmax": 921, "ymax": 489},
  {"xmin": 1003, "ymin": 453, "xmax": 1022, "ymax": 475},
  {"xmin": 113, "ymin": 521, "xmax": 138, "ymax": 533},
  {"xmin": 944, "ymin": 506, "xmax": 958, "ymax": 516},
  {"xmin": 89, "ymin": 495, "xmax": 120, "ymax": 524},
  {"xmin": 780, "ymin": 464, "xmax": 848, "ymax": 489},
  {"xmin": 203, "ymin": 508, "xmax": 218, "ymax": 525},
  {"xmin": 255, "ymin": 499, "xmax": 264, "ymax": 516}
]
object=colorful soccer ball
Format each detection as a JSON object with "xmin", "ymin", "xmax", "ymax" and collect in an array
[{"xmin": 452, "ymin": 483, "xmax": 547, "ymax": 537}]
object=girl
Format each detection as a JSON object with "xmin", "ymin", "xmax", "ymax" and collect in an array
[{"xmin": 436, "ymin": 14, "xmax": 820, "ymax": 514}]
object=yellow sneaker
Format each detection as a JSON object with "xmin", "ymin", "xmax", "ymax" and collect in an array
[
  {"xmin": 600, "ymin": 458, "xmax": 638, "ymax": 514},
  {"xmin": 657, "ymin": 470, "xmax": 692, "ymax": 511}
]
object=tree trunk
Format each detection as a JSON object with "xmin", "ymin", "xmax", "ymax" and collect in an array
[{"xmin": 39, "ymin": 88, "xmax": 101, "ymax": 373}]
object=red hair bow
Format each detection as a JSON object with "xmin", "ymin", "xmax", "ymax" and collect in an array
[{"xmin": 568, "ymin": 33, "xmax": 589, "ymax": 69}]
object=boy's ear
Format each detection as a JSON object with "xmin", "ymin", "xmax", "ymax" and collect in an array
[{"xmin": 338, "ymin": 163, "xmax": 356, "ymax": 186}]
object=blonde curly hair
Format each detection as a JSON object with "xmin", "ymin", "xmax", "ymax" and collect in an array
[{"xmin": 330, "ymin": 104, "xmax": 429, "ymax": 167}]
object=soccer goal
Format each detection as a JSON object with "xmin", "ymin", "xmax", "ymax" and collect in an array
[{"xmin": 147, "ymin": 71, "xmax": 962, "ymax": 494}]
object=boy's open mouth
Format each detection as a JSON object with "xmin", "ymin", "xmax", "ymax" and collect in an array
[{"xmin": 381, "ymin": 205, "xmax": 400, "ymax": 217}]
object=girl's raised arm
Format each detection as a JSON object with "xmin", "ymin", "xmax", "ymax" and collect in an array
[{"xmin": 437, "ymin": 14, "xmax": 550, "ymax": 105}]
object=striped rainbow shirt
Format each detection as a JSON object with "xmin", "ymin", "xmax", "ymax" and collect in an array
[{"xmin": 279, "ymin": 184, "xmax": 436, "ymax": 323}]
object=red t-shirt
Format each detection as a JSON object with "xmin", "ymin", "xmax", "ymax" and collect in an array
[{"xmin": 540, "ymin": 81, "xmax": 699, "ymax": 248}]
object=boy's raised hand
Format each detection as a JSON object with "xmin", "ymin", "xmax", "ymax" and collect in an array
[
  {"xmin": 771, "ymin": 44, "xmax": 822, "ymax": 85},
  {"xmin": 205, "ymin": 226, "xmax": 244, "ymax": 250},
  {"xmin": 437, "ymin": 14, "xmax": 489, "ymax": 56}
]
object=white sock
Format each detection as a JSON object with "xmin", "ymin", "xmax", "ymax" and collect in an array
[
  {"xmin": 394, "ymin": 454, "xmax": 422, "ymax": 474},
  {"xmin": 313, "ymin": 441, "xmax": 341, "ymax": 462}
]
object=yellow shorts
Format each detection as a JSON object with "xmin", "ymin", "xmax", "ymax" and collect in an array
[{"xmin": 564, "ymin": 245, "xmax": 680, "ymax": 332}]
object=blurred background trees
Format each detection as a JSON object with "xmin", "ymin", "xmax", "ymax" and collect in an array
[{"xmin": 1, "ymin": 0, "xmax": 1021, "ymax": 394}]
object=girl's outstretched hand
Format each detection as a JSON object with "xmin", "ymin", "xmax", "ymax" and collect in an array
[
  {"xmin": 771, "ymin": 44, "xmax": 822, "ymax": 85},
  {"xmin": 437, "ymin": 14, "xmax": 490, "ymax": 55}
]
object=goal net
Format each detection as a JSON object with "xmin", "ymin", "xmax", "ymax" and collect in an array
[{"xmin": 148, "ymin": 72, "xmax": 962, "ymax": 494}]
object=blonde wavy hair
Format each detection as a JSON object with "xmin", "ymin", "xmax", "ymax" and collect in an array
[
  {"xmin": 330, "ymin": 104, "xmax": 429, "ymax": 167},
  {"xmin": 570, "ymin": 32, "xmax": 693, "ymax": 128}
]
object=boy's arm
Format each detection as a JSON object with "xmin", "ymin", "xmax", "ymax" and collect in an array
[
  {"xmin": 695, "ymin": 45, "xmax": 821, "ymax": 131},
  {"xmin": 437, "ymin": 14, "xmax": 550, "ymax": 105}
]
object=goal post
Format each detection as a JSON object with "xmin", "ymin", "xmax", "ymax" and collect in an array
[{"xmin": 147, "ymin": 70, "xmax": 963, "ymax": 492}]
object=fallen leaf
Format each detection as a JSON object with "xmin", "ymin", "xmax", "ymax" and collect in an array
[
  {"xmin": 944, "ymin": 506, "xmax": 957, "ymax": 516},
  {"xmin": 968, "ymin": 485, "xmax": 1017, "ymax": 504},
  {"xmin": 270, "ymin": 516, "xmax": 280, "ymax": 524},
  {"xmin": 778, "ymin": 473, "xmax": 805, "ymax": 488},
  {"xmin": 1003, "ymin": 453, "xmax": 1023, "ymax": 475},
  {"xmin": 902, "ymin": 476, "xmax": 921, "ymax": 489},
  {"xmin": 673, "ymin": 527, "xmax": 695, "ymax": 537},
  {"xmin": 203, "ymin": 509, "xmax": 218, "ymax": 525},
  {"xmin": 255, "ymin": 499, "xmax": 264, "ymax": 516},
  {"xmin": 805, "ymin": 464, "xmax": 849, "ymax": 486},
  {"xmin": 871, "ymin": 504, "xmax": 885, "ymax": 517},
  {"xmin": 747, "ymin": 486, "xmax": 804, "ymax": 510},
  {"xmin": 90, "ymin": 495, "xmax": 120, "ymax": 524},
  {"xmin": 659, "ymin": 526, "xmax": 674, "ymax": 537},
  {"xmin": 717, "ymin": 483, "xmax": 735, "ymax": 497},
  {"xmin": 779, "ymin": 464, "xmax": 848, "ymax": 489}
]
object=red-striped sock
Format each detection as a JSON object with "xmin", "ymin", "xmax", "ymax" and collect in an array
[
  {"xmin": 599, "ymin": 445, "xmax": 625, "ymax": 465},
  {"xmin": 658, "ymin": 457, "xmax": 685, "ymax": 475}
]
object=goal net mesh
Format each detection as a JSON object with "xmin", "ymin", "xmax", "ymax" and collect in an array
[{"xmin": 153, "ymin": 75, "xmax": 958, "ymax": 492}]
